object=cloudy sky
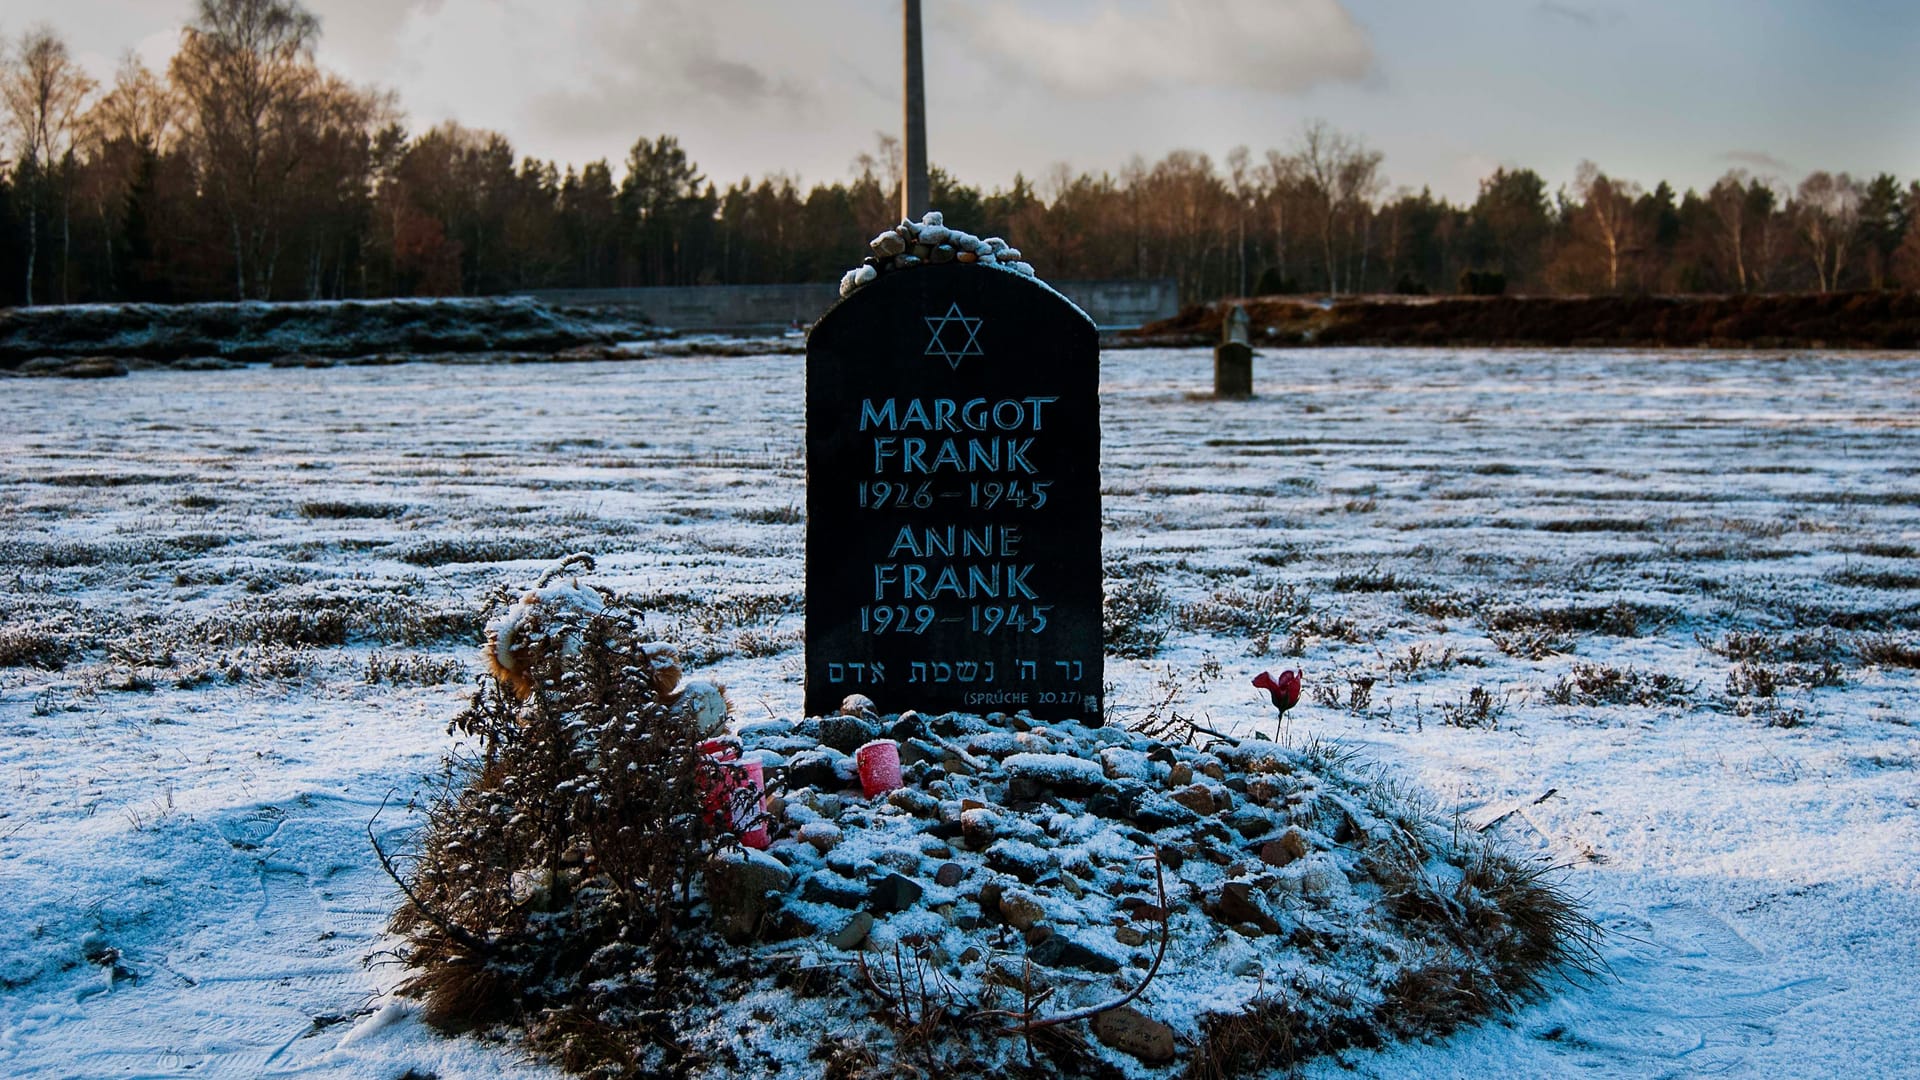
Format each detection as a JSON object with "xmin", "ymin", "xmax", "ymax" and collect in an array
[{"xmin": 13, "ymin": 0, "xmax": 1919, "ymax": 202}]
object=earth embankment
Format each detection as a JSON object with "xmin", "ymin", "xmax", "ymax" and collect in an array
[
  {"xmin": 1127, "ymin": 291, "xmax": 1920, "ymax": 350},
  {"xmin": 0, "ymin": 296, "xmax": 657, "ymax": 369}
]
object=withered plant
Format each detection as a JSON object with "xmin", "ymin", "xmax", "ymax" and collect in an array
[{"xmin": 377, "ymin": 558, "xmax": 750, "ymax": 1075}]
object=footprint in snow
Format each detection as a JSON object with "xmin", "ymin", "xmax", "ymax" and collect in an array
[{"xmin": 1531, "ymin": 901, "xmax": 1843, "ymax": 1077}]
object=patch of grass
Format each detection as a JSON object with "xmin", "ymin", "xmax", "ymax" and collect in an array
[
  {"xmin": 1737, "ymin": 698, "xmax": 1808, "ymax": 728},
  {"xmin": 1404, "ymin": 590, "xmax": 1475, "ymax": 620},
  {"xmin": 1545, "ymin": 663, "xmax": 1695, "ymax": 707},
  {"xmin": 1482, "ymin": 599, "xmax": 1665, "ymax": 639},
  {"xmin": 1309, "ymin": 672, "xmax": 1376, "ymax": 713},
  {"xmin": 1827, "ymin": 567, "xmax": 1920, "ymax": 590},
  {"xmin": 299, "ymin": 500, "xmax": 408, "ymax": 520},
  {"xmin": 1536, "ymin": 518, "xmax": 1655, "ymax": 533},
  {"xmin": 1387, "ymin": 643, "xmax": 1483, "ymax": 681},
  {"xmin": 39, "ymin": 471, "xmax": 186, "ymax": 488},
  {"xmin": 0, "ymin": 623, "xmax": 75, "ymax": 669},
  {"xmin": 1859, "ymin": 635, "xmax": 1920, "ymax": 669},
  {"xmin": 1104, "ymin": 574, "xmax": 1172, "ymax": 659},
  {"xmin": 1487, "ymin": 626, "xmax": 1576, "ymax": 660},
  {"xmin": 1782, "ymin": 600, "xmax": 1920, "ymax": 632},
  {"xmin": 1181, "ymin": 582, "xmax": 1311, "ymax": 638},
  {"xmin": 0, "ymin": 537, "xmax": 216, "ymax": 569},
  {"xmin": 1726, "ymin": 660, "xmax": 1845, "ymax": 698},
  {"xmin": 1698, "ymin": 629, "xmax": 1843, "ymax": 664},
  {"xmin": 649, "ymin": 593, "xmax": 800, "ymax": 666},
  {"xmin": 199, "ymin": 604, "xmax": 349, "ymax": 648},
  {"xmin": 1333, "ymin": 567, "xmax": 1408, "ymax": 593},
  {"xmin": 1438, "ymin": 686, "xmax": 1509, "ymax": 729},
  {"xmin": 1843, "ymin": 542, "xmax": 1918, "ymax": 559},
  {"xmin": 396, "ymin": 535, "xmax": 578, "ymax": 567},
  {"xmin": 736, "ymin": 505, "xmax": 803, "ymax": 525},
  {"xmin": 366, "ymin": 651, "xmax": 469, "ymax": 685}
]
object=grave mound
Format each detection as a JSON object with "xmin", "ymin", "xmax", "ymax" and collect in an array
[{"xmin": 387, "ymin": 566, "xmax": 1599, "ymax": 1079}]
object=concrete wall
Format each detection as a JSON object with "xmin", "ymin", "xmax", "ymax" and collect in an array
[{"xmin": 518, "ymin": 277, "xmax": 1178, "ymax": 333}]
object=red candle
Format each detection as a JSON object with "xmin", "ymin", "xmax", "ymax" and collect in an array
[
  {"xmin": 856, "ymin": 740, "xmax": 902, "ymax": 798},
  {"xmin": 698, "ymin": 742, "xmax": 767, "ymax": 849},
  {"xmin": 737, "ymin": 760, "xmax": 769, "ymax": 850}
]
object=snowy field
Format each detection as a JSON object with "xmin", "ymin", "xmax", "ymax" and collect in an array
[{"xmin": 2, "ymin": 346, "xmax": 1918, "ymax": 1078}]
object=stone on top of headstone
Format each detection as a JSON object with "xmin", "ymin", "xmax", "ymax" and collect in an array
[
  {"xmin": 807, "ymin": 219, "xmax": 1103, "ymax": 724},
  {"xmin": 1224, "ymin": 303, "xmax": 1251, "ymax": 346}
]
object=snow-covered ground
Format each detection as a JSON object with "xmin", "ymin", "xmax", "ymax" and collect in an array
[{"xmin": 2, "ymin": 347, "xmax": 1917, "ymax": 1078}]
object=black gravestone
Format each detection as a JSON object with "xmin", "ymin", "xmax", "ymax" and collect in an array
[{"xmin": 806, "ymin": 261, "xmax": 1102, "ymax": 723}]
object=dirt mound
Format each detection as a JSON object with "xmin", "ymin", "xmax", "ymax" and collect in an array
[
  {"xmin": 0, "ymin": 297, "xmax": 661, "ymax": 367},
  {"xmin": 1128, "ymin": 291, "xmax": 1920, "ymax": 350}
]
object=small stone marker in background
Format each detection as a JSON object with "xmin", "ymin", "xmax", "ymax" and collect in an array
[
  {"xmin": 806, "ymin": 258, "xmax": 1103, "ymax": 722},
  {"xmin": 1214, "ymin": 303, "xmax": 1253, "ymax": 399}
]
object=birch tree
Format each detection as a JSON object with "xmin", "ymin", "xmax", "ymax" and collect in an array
[
  {"xmin": 2, "ymin": 27, "xmax": 95, "ymax": 305},
  {"xmin": 170, "ymin": 0, "xmax": 320, "ymax": 299},
  {"xmin": 1795, "ymin": 170, "xmax": 1860, "ymax": 292}
]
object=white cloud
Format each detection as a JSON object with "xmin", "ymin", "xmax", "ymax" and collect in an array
[{"xmin": 949, "ymin": 0, "xmax": 1373, "ymax": 97}]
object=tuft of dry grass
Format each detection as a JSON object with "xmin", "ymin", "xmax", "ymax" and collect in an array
[
  {"xmin": 364, "ymin": 651, "xmax": 468, "ymax": 686},
  {"xmin": 298, "ymin": 499, "xmax": 408, "ymax": 520},
  {"xmin": 1545, "ymin": 662, "xmax": 1695, "ymax": 708},
  {"xmin": 1180, "ymin": 582, "xmax": 1311, "ymax": 638},
  {"xmin": 1699, "ymin": 629, "xmax": 1843, "ymax": 664},
  {"xmin": 1104, "ymin": 573, "xmax": 1173, "ymax": 659},
  {"xmin": 1439, "ymin": 686, "xmax": 1510, "ymax": 728},
  {"xmin": 0, "ymin": 623, "xmax": 75, "ymax": 669},
  {"xmin": 1859, "ymin": 635, "xmax": 1920, "ymax": 669}
]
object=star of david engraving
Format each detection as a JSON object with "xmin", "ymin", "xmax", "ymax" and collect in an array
[{"xmin": 923, "ymin": 302, "xmax": 984, "ymax": 370}]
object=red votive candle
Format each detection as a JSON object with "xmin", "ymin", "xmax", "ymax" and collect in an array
[
  {"xmin": 737, "ymin": 760, "xmax": 769, "ymax": 850},
  {"xmin": 856, "ymin": 740, "xmax": 902, "ymax": 798},
  {"xmin": 699, "ymin": 741, "xmax": 766, "ymax": 848}
]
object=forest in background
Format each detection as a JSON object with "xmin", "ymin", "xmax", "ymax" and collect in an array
[{"xmin": 5, "ymin": 0, "xmax": 1920, "ymax": 309}]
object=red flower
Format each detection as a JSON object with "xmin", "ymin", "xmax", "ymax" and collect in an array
[{"xmin": 1253, "ymin": 669, "xmax": 1302, "ymax": 715}]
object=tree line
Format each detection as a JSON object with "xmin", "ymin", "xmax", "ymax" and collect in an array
[{"xmin": 4, "ymin": 0, "xmax": 1919, "ymax": 308}]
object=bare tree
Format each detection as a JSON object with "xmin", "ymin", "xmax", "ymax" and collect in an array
[
  {"xmin": 1795, "ymin": 170, "xmax": 1860, "ymax": 292},
  {"xmin": 1, "ymin": 26, "xmax": 96, "ymax": 305},
  {"xmin": 1258, "ymin": 147, "xmax": 1297, "ymax": 289},
  {"xmin": 1287, "ymin": 120, "xmax": 1381, "ymax": 293},
  {"xmin": 1226, "ymin": 145, "xmax": 1252, "ymax": 296},
  {"xmin": 1707, "ymin": 170, "xmax": 1753, "ymax": 292},
  {"xmin": 1573, "ymin": 160, "xmax": 1641, "ymax": 293},
  {"xmin": 86, "ymin": 54, "xmax": 178, "ymax": 151},
  {"xmin": 78, "ymin": 56, "xmax": 179, "ymax": 292},
  {"xmin": 170, "ymin": 0, "xmax": 322, "ymax": 299}
]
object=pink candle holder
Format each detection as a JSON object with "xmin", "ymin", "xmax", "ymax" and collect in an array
[
  {"xmin": 736, "ymin": 760, "xmax": 769, "ymax": 849},
  {"xmin": 699, "ymin": 742, "xmax": 768, "ymax": 849},
  {"xmin": 856, "ymin": 739, "xmax": 902, "ymax": 798}
]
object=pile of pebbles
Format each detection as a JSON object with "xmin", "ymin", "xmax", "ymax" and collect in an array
[
  {"xmin": 838, "ymin": 211, "xmax": 1038, "ymax": 299},
  {"xmin": 697, "ymin": 701, "xmax": 1524, "ymax": 1068}
]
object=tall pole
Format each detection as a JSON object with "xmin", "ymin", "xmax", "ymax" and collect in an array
[{"xmin": 902, "ymin": 0, "xmax": 929, "ymax": 222}]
